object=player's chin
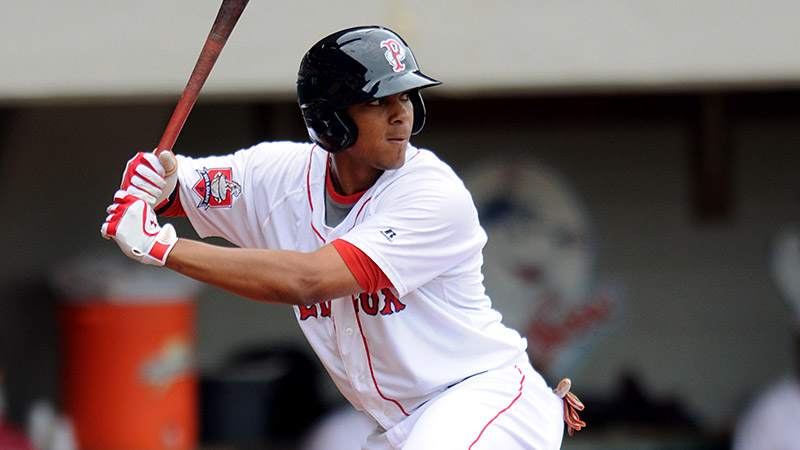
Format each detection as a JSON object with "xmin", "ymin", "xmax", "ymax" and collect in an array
[
  {"xmin": 386, "ymin": 159, "xmax": 406, "ymax": 170},
  {"xmin": 377, "ymin": 156, "xmax": 405, "ymax": 171},
  {"xmin": 380, "ymin": 140, "xmax": 408, "ymax": 169}
]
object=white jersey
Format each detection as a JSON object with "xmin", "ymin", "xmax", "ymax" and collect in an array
[
  {"xmin": 173, "ymin": 142, "xmax": 528, "ymax": 430},
  {"xmin": 733, "ymin": 376, "xmax": 800, "ymax": 450}
]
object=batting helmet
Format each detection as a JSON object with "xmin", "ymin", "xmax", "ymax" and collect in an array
[{"xmin": 297, "ymin": 26, "xmax": 441, "ymax": 153}]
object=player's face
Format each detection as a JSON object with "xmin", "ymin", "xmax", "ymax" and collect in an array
[{"xmin": 345, "ymin": 92, "xmax": 413, "ymax": 171}]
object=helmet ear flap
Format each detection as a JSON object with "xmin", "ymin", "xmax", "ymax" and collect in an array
[
  {"xmin": 305, "ymin": 110, "xmax": 357, "ymax": 153},
  {"xmin": 305, "ymin": 92, "xmax": 425, "ymax": 152},
  {"xmin": 410, "ymin": 90, "xmax": 427, "ymax": 135},
  {"xmin": 330, "ymin": 111, "xmax": 358, "ymax": 153}
]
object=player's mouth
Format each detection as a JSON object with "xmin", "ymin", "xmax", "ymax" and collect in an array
[{"xmin": 387, "ymin": 136, "xmax": 409, "ymax": 145}]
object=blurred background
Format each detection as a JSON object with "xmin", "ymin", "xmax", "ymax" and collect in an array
[{"xmin": 1, "ymin": 0, "xmax": 799, "ymax": 449}]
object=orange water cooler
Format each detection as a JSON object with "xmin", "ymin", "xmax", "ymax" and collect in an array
[{"xmin": 59, "ymin": 298, "xmax": 197, "ymax": 450}]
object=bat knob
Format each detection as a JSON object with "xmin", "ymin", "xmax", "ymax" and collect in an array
[{"xmin": 154, "ymin": 148, "xmax": 178, "ymax": 177}]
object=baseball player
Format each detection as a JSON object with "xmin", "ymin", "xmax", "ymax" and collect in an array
[{"xmin": 101, "ymin": 26, "xmax": 584, "ymax": 449}]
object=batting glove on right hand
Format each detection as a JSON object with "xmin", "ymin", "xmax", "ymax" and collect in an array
[
  {"xmin": 119, "ymin": 150, "xmax": 178, "ymax": 209},
  {"xmin": 101, "ymin": 190, "xmax": 178, "ymax": 266}
]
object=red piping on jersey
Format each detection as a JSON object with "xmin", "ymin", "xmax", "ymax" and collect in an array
[
  {"xmin": 350, "ymin": 196, "xmax": 372, "ymax": 229},
  {"xmin": 468, "ymin": 365, "xmax": 525, "ymax": 449},
  {"xmin": 311, "ymin": 219, "xmax": 326, "ymax": 243},
  {"xmin": 306, "ymin": 147, "xmax": 315, "ymax": 211},
  {"xmin": 352, "ymin": 297, "xmax": 410, "ymax": 417},
  {"xmin": 306, "ymin": 146, "xmax": 326, "ymax": 243}
]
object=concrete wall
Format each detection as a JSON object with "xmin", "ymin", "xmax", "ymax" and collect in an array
[{"xmin": 3, "ymin": 0, "xmax": 800, "ymax": 101}]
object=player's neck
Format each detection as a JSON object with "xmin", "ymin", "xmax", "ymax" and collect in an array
[{"xmin": 329, "ymin": 154, "xmax": 382, "ymax": 196}]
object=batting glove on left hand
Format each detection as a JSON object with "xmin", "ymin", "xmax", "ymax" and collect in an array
[{"xmin": 101, "ymin": 190, "xmax": 178, "ymax": 266}]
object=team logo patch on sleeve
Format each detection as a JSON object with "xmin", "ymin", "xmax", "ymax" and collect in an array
[{"xmin": 192, "ymin": 167, "xmax": 242, "ymax": 209}]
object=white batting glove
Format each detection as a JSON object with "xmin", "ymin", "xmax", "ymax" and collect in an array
[
  {"xmin": 553, "ymin": 378, "xmax": 586, "ymax": 436},
  {"xmin": 119, "ymin": 150, "xmax": 178, "ymax": 209},
  {"xmin": 101, "ymin": 190, "xmax": 178, "ymax": 266}
]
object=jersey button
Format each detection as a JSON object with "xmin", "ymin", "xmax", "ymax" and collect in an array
[
  {"xmin": 384, "ymin": 409, "xmax": 392, "ymax": 417},
  {"xmin": 345, "ymin": 327, "xmax": 354, "ymax": 336},
  {"xmin": 358, "ymin": 374, "xmax": 366, "ymax": 383}
]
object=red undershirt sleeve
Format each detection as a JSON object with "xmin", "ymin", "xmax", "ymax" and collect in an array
[
  {"xmin": 156, "ymin": 189, "xmax": 187, "ymax": 217},
  {"xmin": 331, "ymin": 239, "xmax": 393, "ymax": 293}
]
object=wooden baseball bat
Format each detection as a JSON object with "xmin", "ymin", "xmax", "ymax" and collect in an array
[{"xmin": 156, "ymin": 0, "xmax": 249, "ymax": 166}]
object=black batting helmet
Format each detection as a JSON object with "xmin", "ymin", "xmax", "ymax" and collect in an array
[{"xmin": 297, "ymin": 26, "xmax": 441, "ymax": 153}]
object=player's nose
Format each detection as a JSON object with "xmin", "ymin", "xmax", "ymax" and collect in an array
[{"xmin": 387, "ymin": 94, "xmax": 412, "ymax": 124}]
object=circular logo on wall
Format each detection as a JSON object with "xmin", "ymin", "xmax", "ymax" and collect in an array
[{"xmin": 462, "ymin": 157, "xmax": 624, "ymax": 379}]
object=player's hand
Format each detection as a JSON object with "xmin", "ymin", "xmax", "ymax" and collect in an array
[
  {"xmin": 553, "ymin": 378, "xmax": 585, "ymax": 436},
  {"xmin": 101, "ymin": 190, "xmax": 178, "ymax": 266},
  {"xmin": 119, "ymin": 150, "xmax": 178, "ymax": 209}
]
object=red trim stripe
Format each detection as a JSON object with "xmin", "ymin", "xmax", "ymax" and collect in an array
[
  {"xmin": 306, "ymin": 146, "xmax": 315, "ymax": 211},
  {"xmin": 306, "ymin": 146, "xmax": 326, "ymax": 243},
  {"xmin": 311, "ymin": 223, "xmax": 326, "ymax": 243},
  {"xmin": 352, "ymin": 298, "xmax": 409, "ymax": 417},
  {"xmin": 351, "ymin": 196, "xmax": 372, "ymax": 228},
  {"xmin": 468, "ymin": 365, "xmax": 525, "ymax": 449}
]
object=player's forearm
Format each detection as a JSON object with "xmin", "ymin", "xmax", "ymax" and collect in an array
[{"xmin": 163, "ymin": 238, "xmax": 358, "ymax": 306}]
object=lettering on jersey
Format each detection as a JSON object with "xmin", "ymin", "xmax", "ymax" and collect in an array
[
  {"xmin": 380, "ymin": 39, "xmax": 406, "ymax": 73},
  {"xmin": 353, "ymin": 289, "xmax": 406, "ymax": 316},
  {"xmin": 192, "ymin": 167, "xmax": 242, "ymax": 209},
  {"xmin": 298, "ymin": 301, "xmax": 331, "ymax": 320},
  {"xmin": 299, "ymin": 291, "xmax": 405, "ymax": 321},
  {"xmin": 380, "ymin": 229, "xmax": 396, "ymax": 242},
  {"xmin": 358, "ymin": 293, "xmax": 380, "ymax": 315}
]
